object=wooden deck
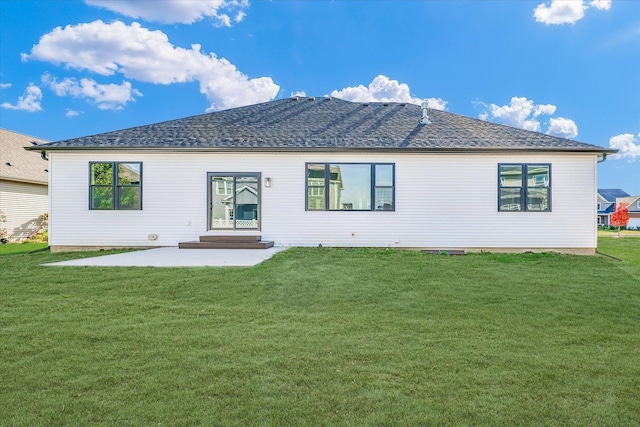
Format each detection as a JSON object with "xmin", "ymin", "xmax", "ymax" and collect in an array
[{"xmin": 178, "ymin": 235, "xmax": 274, "ymax": 249}]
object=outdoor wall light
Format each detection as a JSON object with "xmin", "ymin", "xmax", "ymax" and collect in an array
[{"xmin": 264, "ymin": 177, "xmax": 272, "ymax": 187}]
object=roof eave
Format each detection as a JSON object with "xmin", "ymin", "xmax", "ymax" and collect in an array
[
  {"xmin": 25, "ymin": 146, "xmax": 618, "ymax": 155},
  {"xmin": 0, "ymin": 176, "xmax": 48, "ymax": 186}
]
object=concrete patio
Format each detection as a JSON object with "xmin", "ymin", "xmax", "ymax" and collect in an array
[{"xmin": 44, "ymin": 246, "xmax": 287, "ymax": 267}]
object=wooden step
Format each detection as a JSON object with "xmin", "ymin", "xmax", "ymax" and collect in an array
[
  {"xmin": 179, "ymin": 240, "xmax": 274, "ymax": 249},
  {"xmin": 198, "ymin": 235, "xmax": 262, "ymax": 243}
]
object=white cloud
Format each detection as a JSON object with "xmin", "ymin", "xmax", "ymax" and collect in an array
[
  {"xmin": 42, "ymin": 74, "xmax": 142, "ymax": 110},
  {"xmin": 478, "ymin": 96, "xmax": 578, "ymax": 138},
  {"xmin": 534, "ymin": 0, "xmax": 612, "ymax": 25},
  {"xmin": 480, "ymin": 97, "xmax": 546, "ymax": 131},
  {"xmin": 424, "ymin": 97, "xmax": 448, "ymax": 111},
  {"xmin": 0, "ymin": 84, "xmax": 43, "ymax": 112},
  {"xmin": 600, "ymin": 23, "xmax": 640, "ymax": 48},
  {"xmin": 234, "ymin": 11, "xmax": 246, "ymax": 23},
  {"xmin": 547, "ymin": 117, "xmax": 579, "ymax": 138},
  {"xmin": 533, "ymin": 104, "xmax": 557, "ymax": 117},
  {"xmin": 85, "ymin": 0, "xmax": 249, "ymax": 26},
  {"xmin": 23, "ymin": 20, "xmax": 279, "ymax": 111},
  {"xmin": 590, "ymin": 0, "xmax": 612, "ymax": 10},
  {"xmin": 331, "ymin": 75, "xmax": 422, "ymax": 105},
  {"xmin": 0, "ymin": 83, "xmax": 11, "ymax": 89},
  {"xmin": 609, "ymin": 133, "xmax": 640, "ymax": 160},
  {"xmin": 291, "ymin": 91, "xmax": 306, "ymax": 97},
  {"xmin": 66, "ymin": 109, "xmax": 82, "ymax": 117},
  {"xmin": 330, "ymin": 75, "xmax": 448, "ymax": 110},
  {"xmin": 534, "ymin": 0, "xmax": 587, "ymax": 25}
]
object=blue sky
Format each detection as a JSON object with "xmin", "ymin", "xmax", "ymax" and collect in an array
[{"xmin": 1, "ymin": 0, "xmax": 638, "ymax": 194}]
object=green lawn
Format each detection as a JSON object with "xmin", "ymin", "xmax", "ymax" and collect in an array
[
  {"xmin": 0, "ymin": 241, "xmax": 48, "ymax": 255},
  {"xmin": 1, "ymin": 240, "xmax": 639, "ymax": 426}
]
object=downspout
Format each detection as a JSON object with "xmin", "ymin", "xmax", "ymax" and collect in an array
[
  {"xmin": 41, "ymin": 150, "xmax": 48, "ymax": 161},
  {"xmin": 595, "ymin": 152, "xmax": 607, "ymax": 251}
]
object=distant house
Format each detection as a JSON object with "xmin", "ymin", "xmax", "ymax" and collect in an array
[
  {"xmin": 597, "ymin": 189, "xmax": 640, "ymax": 229},
  {"xmin": 0, "ymin": 128, "xmax": 49, "ymax": 241},
  {"xmin": 597, "ymin": 189, "xmax": 629, "ymax": 227},
  {"xmin": 615, "ymin": 195, "xmax": 640, "ymax": 229},
  {"xmin": 28, "ymin": 97, "xmax": 616, "ymax": 254}
]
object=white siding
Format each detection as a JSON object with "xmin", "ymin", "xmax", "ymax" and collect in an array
[
  {"xmin": 48, "ymin": 151, "xmax": 598, "ymax": 251},
  {"xmin": 0, "ymin": 180, "xmax": 48, "ymax": 240}
]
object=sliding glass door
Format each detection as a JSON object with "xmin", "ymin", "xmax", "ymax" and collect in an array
[{"xmin": 208, "ymin": 173, "xmax": 260, "ymax": 230}]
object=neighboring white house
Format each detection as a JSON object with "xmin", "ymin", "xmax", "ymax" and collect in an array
[
  {"xmin": 27, "ymin": 97, "xmax": 616, "ymax": 254},
  {"xmin": 0, "ymin": 128, "xmax": 49, "ymax": 241}
]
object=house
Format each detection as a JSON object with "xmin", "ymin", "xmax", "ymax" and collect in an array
[
  {"xmin": 26, "ymin": 97, "xmax": 616, "ymax": 254},
  {"xmin": 597, "ymin": 188, "xmax": 629, "ymax": 227},
  {"xmin": 597, "ymin": 189, "xmax": 640, "ymax": 229},
  {"xmin": 615, "ymin": 195, "xmax": 640, "ymax": 229},
  {"xmin": 0, "ymin": 128, "xmax": 49, "ymax": 241}
]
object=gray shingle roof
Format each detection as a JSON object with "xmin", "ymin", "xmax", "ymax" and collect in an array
[
  {"xmin": 29, "ymin": 97, "xmax": 614, "ymax": 153},
  {"xmin": 0, "ymin": 128, "xmax": 49, "ymax": 184}
]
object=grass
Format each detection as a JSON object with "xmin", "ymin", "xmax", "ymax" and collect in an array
[
  {"xmin": 0, "ymin": 241, "xmax": 48, "ymax": 255},
  {"xmin": 1, "ymin": 240, "xmax": 639, "ymax": 426},
  {"xmin": 598, "ymin": 228, "xmax": 640, "ymax": 238}
]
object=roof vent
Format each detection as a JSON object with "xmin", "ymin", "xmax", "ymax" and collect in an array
[
  {"xmin": 290, "ymin": 96, "xmax": 299, "ymax": 101},
  {"xmin": 324, "ymin": 95, "xmax": 332, "ymax": 101},
  {"xmin": 308, "ymin": 97, "xmax": 316, "ymax": 101},
  {"xmin": 383, "ymin": 102, "xmax": 389, "ymax": 107},
  {"xmin": 5, "ymin": 162, "xmax": 11, "ymax": 166},
  {"xmin": 362, "ymin": 102, "xmax": 369, "ymax": 106},
  {"xmin": 421, "ymin": 100, "xmax": 430, "ymax": 125},
  {"xmin": 30, "ymin": 140, "xmax": 39, "ymax": 146}
]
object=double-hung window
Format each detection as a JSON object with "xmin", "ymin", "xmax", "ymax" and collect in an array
[
  {"xmin": 498, "ymin": 163, "xmax": 550, "ymax": 212},
  {"xmin": 306, "ymin": 163, "xmax": 395, "ymax": 211},
  {"xmin": 90, "ymin": 162, "xmax": 142, "ymax": 210}
]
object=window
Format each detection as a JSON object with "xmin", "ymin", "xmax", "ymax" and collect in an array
[
  {"xmin": 306, "ymin": 164, "xmax": 326, "ymax": 210},
  {"xmin": 216, "ymin": 179, "xmax": 233, "ymax": 195},
  {"xmin": 208, "ymin": 173, "xmax": 260, "ymax": 230},
  {"xmin": 597, "ymin": 202, "xmax": 602, "ymax": 210},
  {"xmin": 498, "ymin": 164, "xmax": 550, "ymax": 212},
  {"xmin": 90, "ymin": 162, "xmax": 142, "ymax": 210},
  {"xmin": 306, "ymin": 163, "xmax": 395, "ymax": 211}
]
